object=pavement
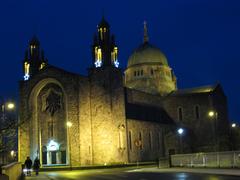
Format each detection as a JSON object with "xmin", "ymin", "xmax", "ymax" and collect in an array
[
  {"xmin": 24, "ymin": 167, "xmax": 240, "ymax": 179},
  {"xmin": 138, "ymin": 167, "xmax": 240, "ymax": 176}
]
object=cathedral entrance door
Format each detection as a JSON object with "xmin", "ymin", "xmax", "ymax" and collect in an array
[
  {"xmin": 51, "ymin": 151, "xmax": 57, "ymax": 164},
  {"xmin": 42, "ymin": 151, "xmax": 47, "ymax": 165}
]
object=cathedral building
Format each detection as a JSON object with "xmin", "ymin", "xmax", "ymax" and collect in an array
[{"xmin": 18, "ymin": 18, "xmax": 230, "ymax": 166}]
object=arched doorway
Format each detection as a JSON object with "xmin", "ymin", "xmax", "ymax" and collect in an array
[{"xmin": 29, "ymin": 78, "xmax": 68, "ymax": 166}]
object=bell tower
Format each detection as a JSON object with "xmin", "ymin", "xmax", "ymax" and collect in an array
[
  {"xmin": 92, "ymin": 17, "xmax": 119, "ymax": 68},
  {"xmin": 88, "ymin": 18, "xmax": 128, "ymax": 164},
  {"xmin": 22, "ymin": 36, "xmax": 48, "ymax": 81}
]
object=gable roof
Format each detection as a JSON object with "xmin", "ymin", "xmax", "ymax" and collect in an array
[
  {"xmin": 125, "ymin": 102, "xmax": 175, "ymax": 125},
  {"xmin": 169, "ymin": 84, "xmax": 220, "ymax": 96}
]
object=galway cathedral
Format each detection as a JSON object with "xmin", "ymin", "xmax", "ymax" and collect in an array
[{"xmin": 18, "ymin": 18, "xmax": 229, "ymax": 166}]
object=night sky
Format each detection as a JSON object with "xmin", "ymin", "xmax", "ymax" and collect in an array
[{"xmin": 0, "ymin": 0, "xmax": 239, "ymax": 122}]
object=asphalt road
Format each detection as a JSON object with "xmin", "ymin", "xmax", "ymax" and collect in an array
[{"xmin": 26, "ymin": 167, "xmax": 240, "ymax": 180}]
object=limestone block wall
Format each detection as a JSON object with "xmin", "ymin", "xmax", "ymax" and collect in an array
[
  {"xmin": 18, "ymin": 82, "xmax": 30, "ymax": 163},
  {"xmin": 89, "ymin": 67, "xmax": 128, "ymax": 165},
  {"xmin": 162, "ymin": 91, "xmax": 228, "ymax": 152},
  {"xmin": 126, "ymin": 119, "xmax": 165, "ymax": 162},
  {"xmin": 126, "ymin": 88, "xmax": 163, "ymax": 108},
  {"xmin": 78, "ymin": 78, "xmax": 93, "ymax": 165}
]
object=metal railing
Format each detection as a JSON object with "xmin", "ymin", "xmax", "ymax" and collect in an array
[{"xmin": 171, "ymin": 151, "xmax": 240, "ymax": 168}]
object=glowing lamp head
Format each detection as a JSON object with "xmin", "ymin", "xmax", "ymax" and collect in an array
[
  {"xmin": 232, "ymin": 123, "xmax": 236, "ymax": 128},
  {"xmin": 7, "ymin": 102, "xmax": 15, "ymax": 110},
  {"xmin": 208, "ymin": 111, "xmax": 215, "ymax": 117},
  {"xmin": 67, "ymin": 121, "xmax": 72, "ymax": 127},
  {"xmin": 10, "ymin": 150, "xmax": 14, "ymax": 157},
  {"xmin": 178, "ymin": 128, "xmax": 184, "ymax": 135}
]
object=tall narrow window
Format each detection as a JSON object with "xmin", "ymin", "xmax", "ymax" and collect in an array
[
  {"xmin": 151, "ymin": 69, "xmax": 154, "ymax": 75},
  {"xmin": 129, "ymin": 131, "xmax": 132, "ymax": 151},
  {"xmin": 134, "ymin": 71, "xmax": 136, "ymax": 77},
  {"xmin": 48, "ymin": 122, "xmax": 53, "ymax": 138},
  {"xmin": 158, "ymin": 132, "xmax": 161, "ymax": 150},
  {"xmin": 149, "ymin": 132, "xmax": 152, "ymax": 150},
  {"xmin": 178, "ymin": 107, "xmax": 183, "ymax": 121},
  {"xmin": 195, "ymin": 105, "xmax": 200, "ymax": 119},
  {"xmin": 141, "ymin": 70, "xmax": 143, "ymax": 76},
  {"xmin": 139, "ymin": 132, "xmax": 143, "ymax": 150},
  {"xmin": 119, "ymin": 131, "xmax": 123, "ymax": 149}
]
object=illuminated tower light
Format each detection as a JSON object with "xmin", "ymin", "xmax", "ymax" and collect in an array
[
  {"xmin": 24, "ymin": 73, "xmax": 30, "ymax": 81},
  {"xmin": 95, "ymin": 60, "xmax": 102, "ymax": 68},
  {"xmin": 114, "ymin": 60, "xmax": 120, "ymax": 68}
]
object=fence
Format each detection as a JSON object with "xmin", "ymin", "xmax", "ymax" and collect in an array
[{"xmin": 171, "ymin": 151, "xmax": 240, "ymax": 168}]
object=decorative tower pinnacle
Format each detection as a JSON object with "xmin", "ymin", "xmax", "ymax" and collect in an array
[
  {"xmin": 91, "ymin": 17, "xmax": 119, "ymax": 68},
  {"xmin": 22, "ymin": 36, "xmax": 48, "ymax": 81},
  {"xmin": 143, "ymin": 21, "xmax": 149, "ymax": 43}
]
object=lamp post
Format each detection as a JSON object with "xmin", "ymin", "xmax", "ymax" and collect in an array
[
  {"xmin": 0, "ymin": 100, "xmax": 15, "ymax": 164},
  {"xmin": 230, "ymin": 123, "xmax": 237, "ymax": 150},
  {"xmin": 208, "ymin": 110, "xmax": 218, "ymax": 151},
  {"xmin": 66, "ymin": 121, "xmax": 72, "ymax": 170},
  {"xmin": 177, "ymin": 128, "xmax": 184, "ymax": 154}
]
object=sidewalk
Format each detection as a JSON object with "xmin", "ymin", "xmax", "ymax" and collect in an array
[
  {"xmin": 25, "ymin": 173, "xmax": 52, "ymax": 180},
  {"xmin": 139, "ymin": 167, "xmax": 240, "ymax": 176}
]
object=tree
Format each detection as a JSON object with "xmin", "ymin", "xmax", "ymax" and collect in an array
[{"xmin": 0, "ymin": 105, "xmax": 18, "ymax": 165}]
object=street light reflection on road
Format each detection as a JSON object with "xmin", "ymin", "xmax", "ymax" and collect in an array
[{"xmin": 175, "ymin": 173, "xmax": 188, "ymax": 179}]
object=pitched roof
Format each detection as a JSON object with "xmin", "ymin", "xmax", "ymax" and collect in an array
[
  {"xmin": 169, "ymin": 84, "xmax": 219, "ymax": 96},
  {"xmin": 125, "ymin": 102, "xmax": 175, "ymax": 125}
]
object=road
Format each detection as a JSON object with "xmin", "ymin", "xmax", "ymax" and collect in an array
[{"xmin": 26, "ymin": 167, "xmax": 240, "ymax": 180}]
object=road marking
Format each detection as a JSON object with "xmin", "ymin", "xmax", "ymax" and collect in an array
[{"xmin": 125, "ymin": 169, "xmax": 142, "ymax": 172}]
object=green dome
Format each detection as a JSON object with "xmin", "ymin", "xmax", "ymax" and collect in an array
[{"xmin": 127, "ymin": 42, "xmax": 168, "ymax": 67}]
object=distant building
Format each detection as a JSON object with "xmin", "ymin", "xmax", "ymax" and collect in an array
[{"xmin": 18, "ymin": 18, "xmax": 229, "ymax": 166}]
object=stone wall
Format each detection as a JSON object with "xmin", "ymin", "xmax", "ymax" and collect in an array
[
  {"xmin": 78, "ymin": 77, "xmax": 92, "ymax": 165},
  {"xmin": 89, "ymin": 67, "xmax": 128, "ymax": 165},
  {"xmin": 126, "ymin": 88, "xmax": 163, "ymax": 107},
  {"xmin": 162, "ymin": 87, "xmax": 230, "ymax": 152},
  {"xmin": 126, "ymin": 119, "xmax": 165, "ymax": 162},
  {"xmin": 2, "ymin": 162, "xmax": 22, "ymax": 180}
]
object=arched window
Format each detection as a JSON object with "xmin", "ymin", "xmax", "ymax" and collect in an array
[
  {"xmin": 178, "ymin": 107, "xmax": 183, "ymax": 121},
  {"xmin": 151, "ymin": 69, "xmax": 154, "ymax": 75},
  {"xmin": 128, "ymin": 131, "xmax": 132, "ymax": 151},
  {"xmin": 195, "ymin": 105, "xmax": 200, "ymax": 119},
  {"xmin": 137, "ymin": 71, "xmax": 140, "ymax": 76},
  {"xmin": 139, "ymin": 132, "xmax": 143, "ymax": 150},
  {"xmin": 149, "ymin": 132, "xmax": 152, "ymax": 150}
]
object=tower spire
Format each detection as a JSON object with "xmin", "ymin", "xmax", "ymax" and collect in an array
[{"xmin": 143, "ymin": 21, "xmax": 149, "ymax": 43}]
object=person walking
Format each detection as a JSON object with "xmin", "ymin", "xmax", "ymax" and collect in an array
[
  {"xmin": 24, "ymin": 156, "xmax": 32, "ymax": 176},
  {"xmin": 33, "ymin": 157, "xmax": 41, "ymax": 175}
]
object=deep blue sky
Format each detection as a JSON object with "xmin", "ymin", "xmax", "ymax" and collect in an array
[{"xmin": 0, "ymin": 0, "xmax": 239, "ymax": 122}]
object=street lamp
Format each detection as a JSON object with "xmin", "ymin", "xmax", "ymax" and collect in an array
[
  {"xmin": 177, "ymin": 128, "xmax": 184, "ymax": 153},
  {"xmin": 231, "ymin": 123, "xmax": 236, "ymax": 128},
  {"xmin": 66, "ymin": 121, "xmax": 72, "ymax": 170},
  {"xmin": 178, "ymin": 128, "xmax": 184, "ymax": 135},
  {"xmin": 6, "ymin": 103, "xmax": 15, "ymax": 110},
  {"xmin": 208, "ymin": 110, "xmax": 218, "ymax": 151}
]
